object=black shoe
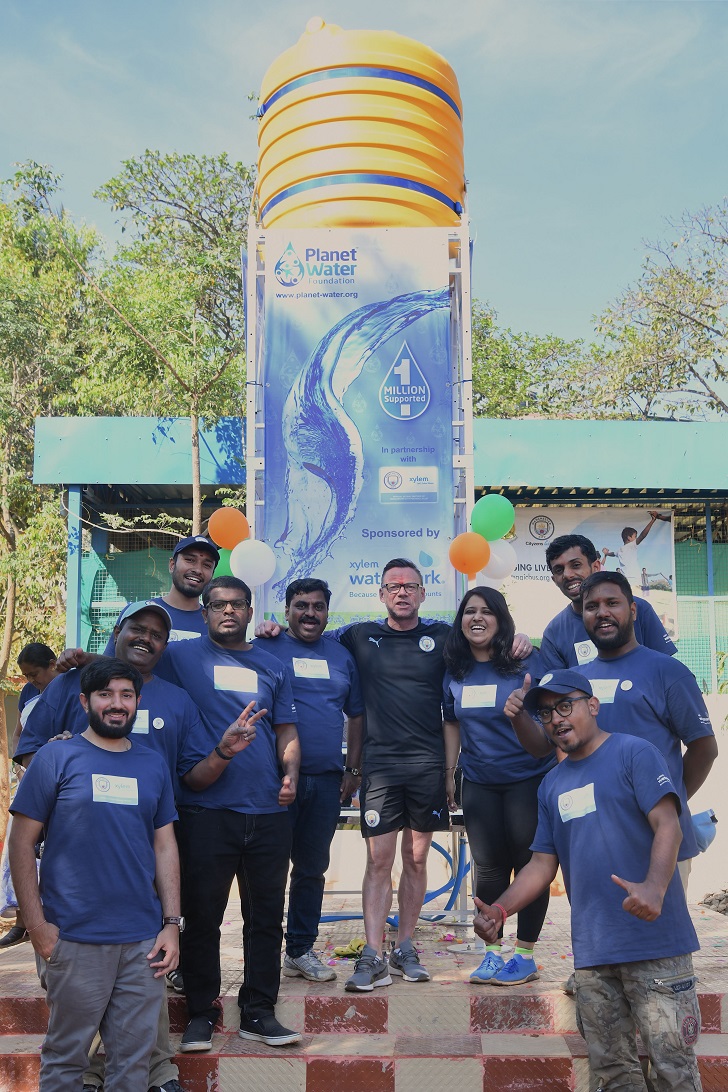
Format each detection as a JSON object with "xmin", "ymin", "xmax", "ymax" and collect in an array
[
  {"xmin": 149, "ymin": 1082, "xmax": 183, "ymax": 1092},
  {"xmin": 180, "ymin": 1015, "xmax": 214, "ymax": 1052},
  {"xmin": 238, "ymin": 1013, "xmax": 302, "ymax": 1047},
  {"xmin": 0, "ymin": 925, "xmax": 29, "ymax": 949}
]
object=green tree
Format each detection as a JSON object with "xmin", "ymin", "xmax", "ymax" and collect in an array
[
  {"xmin": 597, "ymin": 202, "xmax": 728, "ymax": 419},
  {"xmin": 87, "ymin": 151, "xmax": 256, "ymax": 530},
  {"xmin": 471, "ymin": 301, "xmax": 602, "ymax": 418},
  {"xmin": 0, "ymin": 167, "xmax": 97, "ymax": 832}
]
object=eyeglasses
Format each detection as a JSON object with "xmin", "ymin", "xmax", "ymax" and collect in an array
[
  {"xmin": 536, "ymin": 695, "xmax": 590, "ymax": 723},
  {"xmin": 206, "ymin": 599, "xmax": 250, "ymax": 613},
  {"xmin": 381, "ymin": 582, "xmax": 422, "ymax": 594}
]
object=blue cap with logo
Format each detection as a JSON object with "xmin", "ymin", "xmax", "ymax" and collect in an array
[
  {"xmin": 118, "ymin": 600, "xmax": 173, "ymax": 633},
  {"xmin": 523, "ymin": 669, "xmax": 593, "ymax": 715},
  {"xmin": 172, "ymin": 535, "xmax": 220, "ymax": 562}
]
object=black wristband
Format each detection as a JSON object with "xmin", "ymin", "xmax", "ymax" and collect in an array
[
  {"xmin": 344, "ymin": 765, "xmax": 361, "ymax": 776},
  {"xmin": 215, "ymin": 745, "xmax": 234, "ymax": 761}
]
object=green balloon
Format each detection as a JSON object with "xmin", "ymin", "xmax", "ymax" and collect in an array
[
  {"xmin": 471, "ymin": 494, "xmax": 515, "ymax": 542},
  {"xmin": 214, "ymin": 548, "xmax": 233, "ymax": 578}
]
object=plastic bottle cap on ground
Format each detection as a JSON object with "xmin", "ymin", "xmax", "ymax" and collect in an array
[{"xmin": 306, "ymin": 16, "xmax": 325, "ymax": 33}]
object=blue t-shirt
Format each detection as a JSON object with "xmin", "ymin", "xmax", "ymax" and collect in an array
[
  {"xmin": 581, "ymin": 645, "xmax": 714, "ymax": 859},
  {"xmin": 158, "ymin": 636, "xmax": 298, "ymax": 815},
  {"xmin": 259, "ymin": 633, "xmax": 363, "ymax": 775},
  {"xmin": 16, "ymin": 669, "xmax": 205, "ymax": 791},
  {"xmin": 531, "ymin": 733, "xmax": 698, "ymax": 967},
  {"xmin": 442, "ymin": 653, "xmax": 556, "ymax": 784},
  {"xmin": 102, "ymin": 597, "xmax": 207, "ymax": 653},
  {"xmin": 540, "ymin": 596, "xmax": 677, "ymax": 671},
  {"xmin": 11, "ymin": 735, "xmax": 177, "ymax": 944},
  {"xmin": 16, "ymin": 671, "xmax": 88, "ymax": 759},
  {"xmin": 18, "ymin": 681, "xmax": 39, "ymax": 713},
  {"xmin": 17, "ymin": 681, "xmax": 41, "ymax": 728}
]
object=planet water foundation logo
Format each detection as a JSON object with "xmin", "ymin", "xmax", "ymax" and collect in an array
[
  {"xmin": 379, "ymin": 341, "xmax": 430, "ymax": 420},
  {"xmin": 275, "ymin": 242, "xmax": 305, "ymax": 287}
]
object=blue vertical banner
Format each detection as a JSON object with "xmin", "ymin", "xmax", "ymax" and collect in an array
[{"xmin": 262, "ymin": 228, "xmax": 456, "ymax": 623}]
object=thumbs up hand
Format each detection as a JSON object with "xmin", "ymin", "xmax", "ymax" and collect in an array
[
  {"xmin": 611, "ymin": 874, "xmax": 663, "ymax": 922},
  {"xmin": 504, "ymin": 674, "xmax": 532, "ymax": 720}
]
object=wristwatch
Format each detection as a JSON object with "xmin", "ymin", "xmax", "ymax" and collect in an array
[
  {"xmin": 344, "ymin": 766, "xmax": 361, "ymax": 777},
  {"xmin": 163, "ymin": 916, "xmax": 185, "ymax": 932}
]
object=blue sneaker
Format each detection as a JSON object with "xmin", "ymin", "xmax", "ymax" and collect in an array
[
  {"xmin": 490, "ymin": 954, "xmax": 539, "ymax": 986},
  {"xmin": 469, "ymin": 951, "xmax": 504, "ymax": 983}
]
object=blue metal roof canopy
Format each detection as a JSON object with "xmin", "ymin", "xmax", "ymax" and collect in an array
[{"xmin": 33, "ymin": 416, "xmax": 727, "ymax": 644}]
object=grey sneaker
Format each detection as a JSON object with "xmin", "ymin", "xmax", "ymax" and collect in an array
[
  {"xmin": 389, "ymin": 938, "xmax": 430, "ymax": 983},
  {"xmin": 283, "ymin": 949, "xmax": 336, "ymax": 982},
  {"xmin": 344, "ymin": 944, "xmax": 392, "ymax": 992}
]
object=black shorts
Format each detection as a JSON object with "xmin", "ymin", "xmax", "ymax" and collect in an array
[{"xmin": 360, "ymin": 763, "xmax": 449, "ymax": 837}]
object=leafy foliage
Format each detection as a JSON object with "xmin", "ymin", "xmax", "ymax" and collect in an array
[
  {"xmin": 471, "ymin": 300, "xmax": 602, "ymax": 418},
  {"xmin": 597, "ymin": 203, "xmax": 728, "ymax": 419}
]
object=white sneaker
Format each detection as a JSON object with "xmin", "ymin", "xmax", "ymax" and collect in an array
[{"xmin": 283, "ymin": 949, "xmax": 336, "ymax": 982}]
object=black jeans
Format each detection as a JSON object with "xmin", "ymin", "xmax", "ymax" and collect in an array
[
  {"xmin": 176, "ymin": 806, "xmax": 292, "ymax": 1022},
  {"xmin": 462, "ymin": 774, "xmax": 549, "ymax": 945},
  {"xmin": 286, "ymin": 772, "xmax": 342, "ymax": 957}
]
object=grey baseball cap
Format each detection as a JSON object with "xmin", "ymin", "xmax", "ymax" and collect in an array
[{"xmin": 523, "ymin": 669, "xmax": 593, "ymax": 715}]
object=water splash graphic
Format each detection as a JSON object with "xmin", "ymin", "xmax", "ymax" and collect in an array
[{"xmin": 272, "ymin": 286, "xmax": 449, "ymax": 596}]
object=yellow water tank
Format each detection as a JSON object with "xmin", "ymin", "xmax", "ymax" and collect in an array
[{"xmin": 257, "ymin": 17, "xmax": 464, "ymax": 228}]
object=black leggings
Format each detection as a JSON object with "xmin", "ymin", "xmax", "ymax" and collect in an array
[{"xmin": 462, "ymin": 774, "xmax": 549, "ymax": 945}]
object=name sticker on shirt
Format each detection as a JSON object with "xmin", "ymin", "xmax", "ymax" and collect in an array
[
  {"xmin": 292, "ymin": 657, "xmax": 330, "ymax": 680},
  {"xmin": 92, "ymin": 774, "xmax": 139, "ymax": 807},
  {"xmin": 558, "ymin": 783, "xmax": 596, "ymax": 823},
  {"xmin": 131, "ymin": 708, "xmax": 150, "ymax": 734},
  {"xmin": 574, "ymin": 640, "xmax": 597, "ymax": 666},
  {"xmin": 461, "ymin": 684, "xmax": 497, "ymax": 709},
  {"xmin": 591, "ymin": 678, "xmax": 619, "ymax": 704},
  {"xmin": 214, "ymin": 666, "xmax": 258, "ymax": 694}
]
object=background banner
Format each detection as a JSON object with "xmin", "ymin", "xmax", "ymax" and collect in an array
[
  {"xmin": 261, "ymin": 228, "xmax": 456, "ymax": 623},
  {"xmin": 500, "ymin": 507, "xmax": 677, "ymax": 642}
]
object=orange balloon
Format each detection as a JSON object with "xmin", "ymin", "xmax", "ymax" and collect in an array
[
  {"xmin": 449, "ymin": 532, "xmax": 491, "ymax": 579},
  {"xmin": 208, "ymin": 508, "xmax": 250, "ymax": 550}
]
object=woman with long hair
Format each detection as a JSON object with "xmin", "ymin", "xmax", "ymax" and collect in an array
[{"xmin": 443, "ymin": 587, "xmax": 554, "ymax": 985}]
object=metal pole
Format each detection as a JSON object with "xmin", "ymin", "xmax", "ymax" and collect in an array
[{"xmin": 65, "ymin": 485, "xmax": 82, "ymax": 647}]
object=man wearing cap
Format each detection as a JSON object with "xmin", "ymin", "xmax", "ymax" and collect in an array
[
  {"xmin": 490, "ymin": 668, "xmax": 703, "ymax": 1090},
  {"xmin": 578, "ymin": 570, "xmax": 717, "ymax": 883},
  {"xmin": 102, "ymin": 536, "xmax": 220, "ymax": 650}
]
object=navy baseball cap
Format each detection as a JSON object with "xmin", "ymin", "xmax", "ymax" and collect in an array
[
  {"xmin": 523, "ymin": 669, "xmax": 594, "ymax": 715},
  {"xmin": 172, "ymin": 536, "xmax": 220, "ymax": 562},
  {"xmin": 118, "ymin": 600, "xmax": 173, "ymax": 633}
]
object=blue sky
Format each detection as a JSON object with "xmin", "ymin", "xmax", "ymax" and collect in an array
[{"xmin": 2, "ymin": 0, "xmax": 726, "ymax": 340}]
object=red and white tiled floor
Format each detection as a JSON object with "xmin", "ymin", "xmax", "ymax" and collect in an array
[{"xmin": 2, "ymin": 893, "xmax": 727, "ymax": 1091}]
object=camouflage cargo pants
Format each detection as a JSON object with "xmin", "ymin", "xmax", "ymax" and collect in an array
[{"xmin": 575, "ymin": 953, "xmax": 702, "ymax": 1091}]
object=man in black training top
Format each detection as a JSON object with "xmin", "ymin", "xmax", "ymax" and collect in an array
[{"xmin": 260, "ymin": 558, "xmax": 450, "ymax": 991}]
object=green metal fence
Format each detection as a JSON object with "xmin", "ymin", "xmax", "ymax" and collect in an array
[{"xmin": 79, "ymin": 502, "xmax": 728, "ymax": 692}]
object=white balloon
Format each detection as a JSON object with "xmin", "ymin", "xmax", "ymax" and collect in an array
[
  {"xmin": 483, "ymin": 538, "xmax": 517, "ymax": 581},
  {"xmin": 229, "ymin": 539, "xmax": 277, "ymax": 587},
  {"xmin": 473, "ymin": 574, "xmax": 503, "ymax": 590}
]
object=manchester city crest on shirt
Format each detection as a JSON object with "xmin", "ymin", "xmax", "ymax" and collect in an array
[{"xmin": 419, "ymin": 636, "xmax": 435, "ymax": 652}]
